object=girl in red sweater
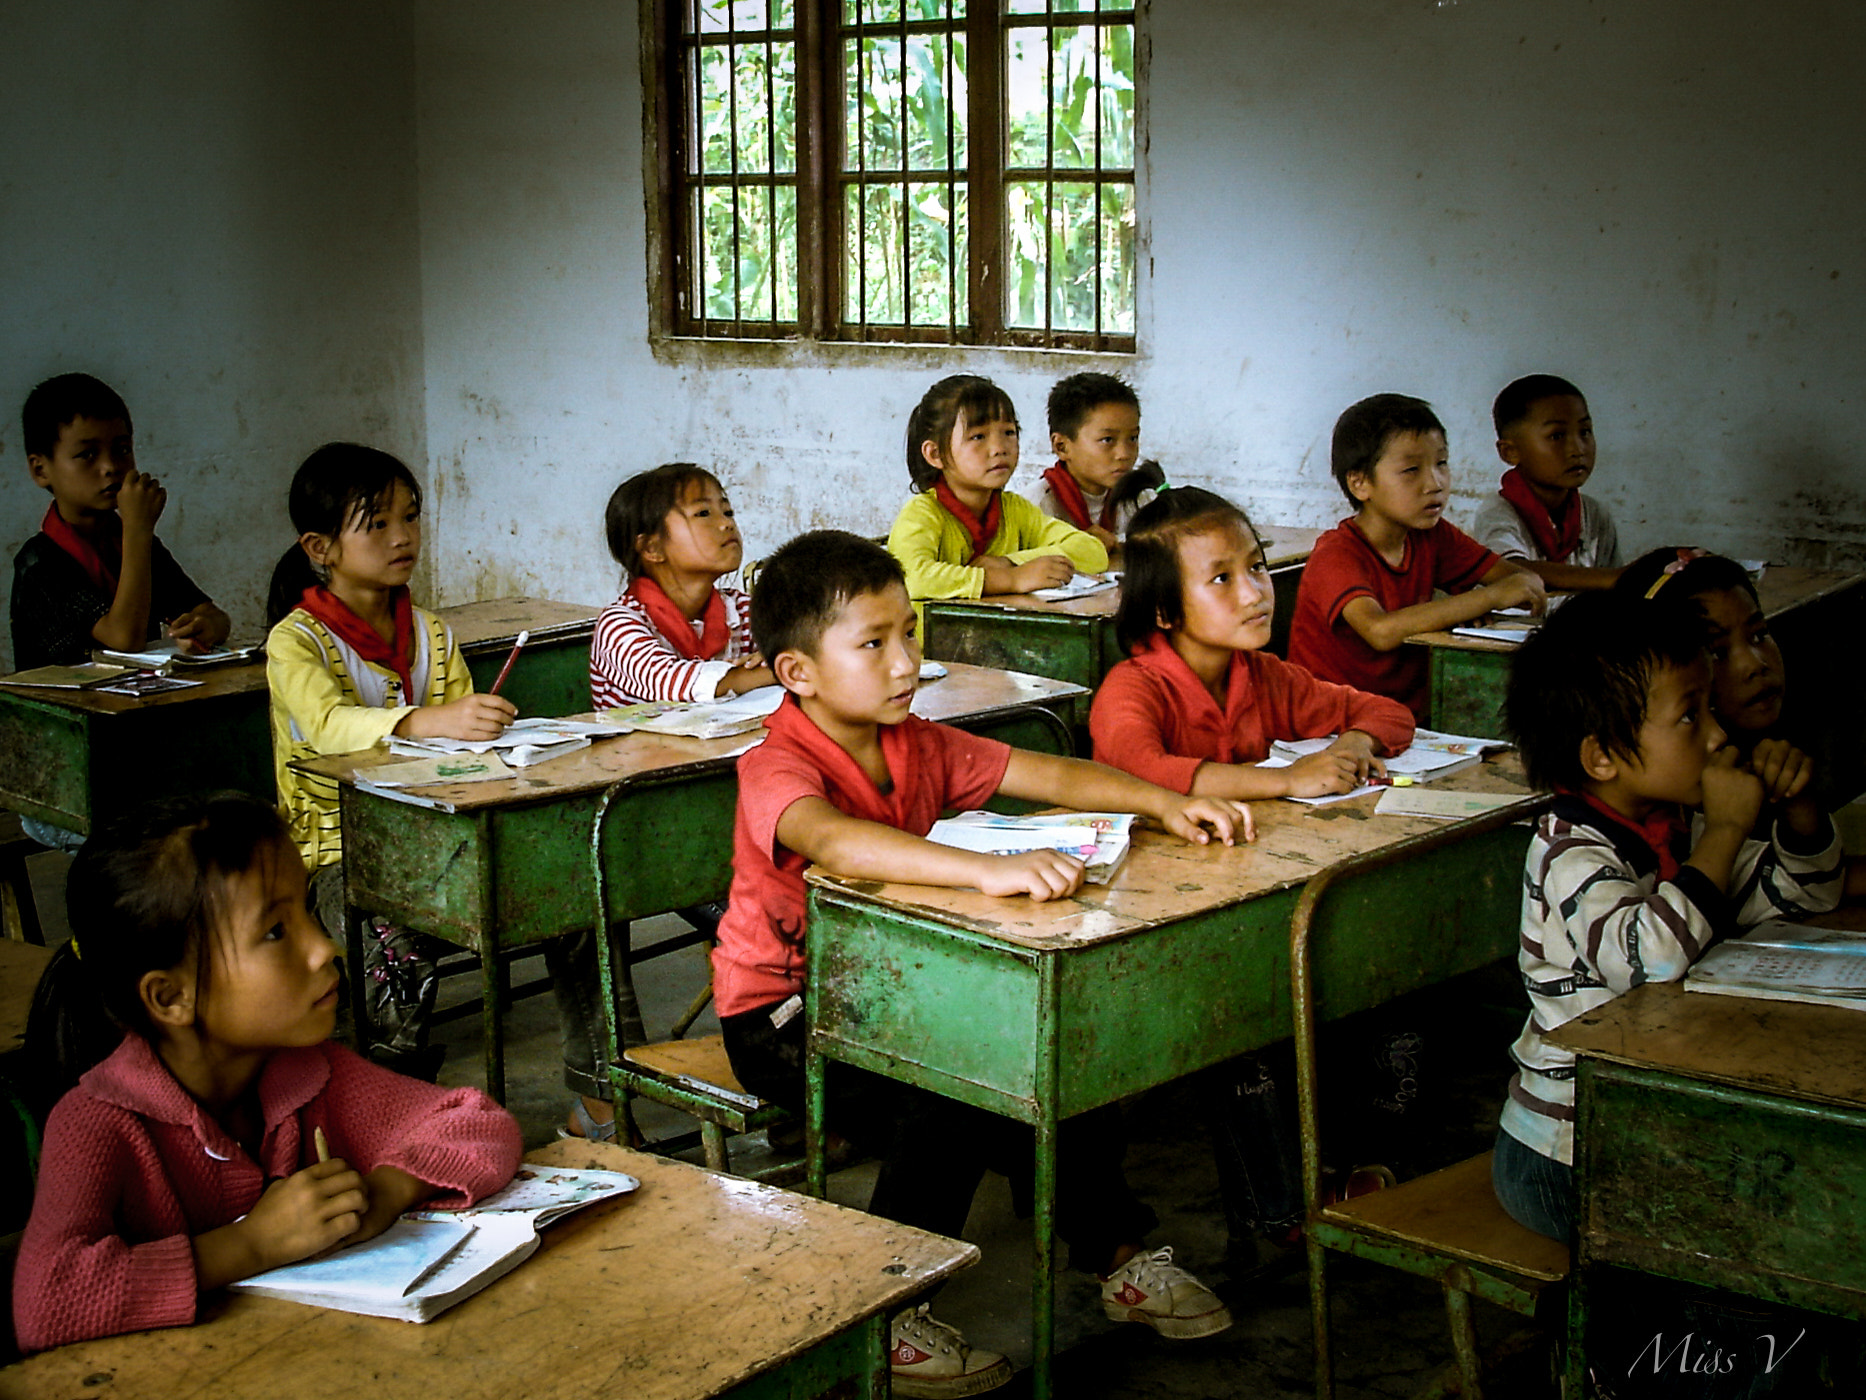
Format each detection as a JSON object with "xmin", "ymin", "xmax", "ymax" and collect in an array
[{"xmin": 12, "ymin": 792, "xmax": 522, "ymax": 1353}]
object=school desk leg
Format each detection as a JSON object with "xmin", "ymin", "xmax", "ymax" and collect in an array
[
  {"xmin": 805, "ymin": 989, "xmax": 828, "ymax": 1199},
  {"xmin": 1031, "ymin": 956, "xmax": 1062, "ymax": 1399},
  {"xmin": 477, "ymin": 813, "xmax": 507, "ymax": 1103}
]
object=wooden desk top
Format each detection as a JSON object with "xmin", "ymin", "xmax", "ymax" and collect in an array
[
  {"xmin": 295, "ymin": 663, "xmax": 1087, "ymax": 813},
  {"xmin": 807, "ymin": 755, "xmax": 1542, "ymax": 951},
  {"xmin": 439, "ymin": 597, "xmax": 602, "ymax": 651},
  {"xmin": 1411, "ymin": 565, "xmax": 1866, "ymax": 656},
  {"xmin": 0, "ymin": 1140, "xmax": 976, "ymax": 1400},
  {"xmin": 0, "ymin": 658, "xmax": 269, "ymax": 716},
  {"xmin": 0, "ymin": 939, "xmax": 53, "ymax": 1060},
  {"xmin": 1549, "ymin": 906, "xmax": 1866, "ymax": 1111}
]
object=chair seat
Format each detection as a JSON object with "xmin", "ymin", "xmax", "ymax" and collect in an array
[
  {"xmin": 1319, "ymin": 1152, "xmax": 1569, "ymax": 1284},
  {"xmin": 622, "ymin": 1034, "xmax": 770, "ymax": 1114}
]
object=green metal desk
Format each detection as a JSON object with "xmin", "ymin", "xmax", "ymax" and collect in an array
[
  {"xmin": 802, "ymin": 760, "xmax": 1541, "ymax": 1397},
  {"xmin": 0, "ymin": 1138, "xmax": 975, "ymax": 1400},
  {"xmin": 0, "ymin": 596, "xmax": 598, "ymax": 837},
  {"xmin": 298, "ymin": 665, "xmax": 1086, "ymax": 1102},
  {"xmin": 1414, "ymin": 568, "xmax": 1866, "ymax": 775},
  {"xmin": 1553, "ymin": 945, "xmax": 1866, "ymax": 1392},
  {"xmin": 922, "ymin": 523, "xmax": 1320, "ymax": 726}
]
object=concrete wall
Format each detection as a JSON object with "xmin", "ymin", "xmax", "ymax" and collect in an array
[
  {"xmin": 0, "ymin": 2, "xmax": 425, "ymax": 665},
  {"xmin": 415, "ymin": 0, "xmax": 1865, "ymax": 613}
]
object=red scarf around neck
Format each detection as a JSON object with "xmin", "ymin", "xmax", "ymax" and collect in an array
[
  {"xmin": 1576, "ymin": 791, "xmax": 1688, "ymax": 882},
  {"xmin": 932, "ymin": 481, "xmax": 1004, "ymax": 565},
  {"xmin": 764, "ymin": 695, "xmax": 905, "ymax": 824},
  {"xmin": 40, "ymin": 504, "xmax": 121, "ymax": 597},
  {"xmin": 1499, "ymin": 467, "xmax": 1583, "ymax": 563},
  {"xmin": 1042, "ymin": 464, "xmax": 1115, "ymax": 532},
  {"xmin": 297, "ymin": 585, "xmax": 417, "ymax": 700},
  {"xmin": 626, "ymin": 576, "xmax": 729, "ymax": 661}
]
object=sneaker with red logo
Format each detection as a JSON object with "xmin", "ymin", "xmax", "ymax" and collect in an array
[
  {"xmin": 887, "ymin": 1303, "xmax": 1012, "ymax": 1397},
  {"xmin": 1099, "ymin": 1246, "xmax": 1233, "ymax": 1339}
]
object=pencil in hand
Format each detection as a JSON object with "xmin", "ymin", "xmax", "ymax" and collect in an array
[
  {"xmin": 315, "ymin": 1127, "xmax": 330, "ymax": 1163},
  {"xmin": 489, "ymin": 629, "xmax": 529, "ymax": 696}
]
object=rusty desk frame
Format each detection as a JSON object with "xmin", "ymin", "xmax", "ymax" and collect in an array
[
  {"xmin": 0, "ymin": 597, "xmax": 598, "ymax": 837},
  {"xmin": 0, "ymin": 1139, "xmax": 976, "ymax": 1400},
  {"xmin": 1412, "ymin": 569, "xmax": 1866, "ymax": 780},
  {"xmin": 922, "ymin": 524, "xmax": 1320, "ymax": 727},
  {"xmin": 1551, "ymin": 947, "xmax": 1866, "ymax": 1392},
  {"xmin": 802, "ymin": 760, "xmax": 1542, "ymax": 1397},
  {"xmin": 299, "ymin": 666, "xmax": 1086, "ymax": 1103}
]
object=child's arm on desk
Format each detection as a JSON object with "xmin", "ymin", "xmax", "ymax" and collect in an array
[
  {"xmin": 1340, "ymin": 559, "xmax": 1546, "ymax": 653},
  {"xmin": 1517, "ymin": 558, "xmax": 1622, "ymax": 593},
  {"xmin": 996, "ymin": 750, "xmax": 1254, "ymax": 846}
]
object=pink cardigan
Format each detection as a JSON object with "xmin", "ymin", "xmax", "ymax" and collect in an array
[{"xmin": 13, "ymin": 1035, "xmax": 523, "ymax": 1353}]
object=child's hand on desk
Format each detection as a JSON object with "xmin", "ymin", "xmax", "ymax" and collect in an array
[
  {"xmin": 345, "ymin": 1166, "xmax": 432, "ymax": 1248},
  {"xmin": 1010, "ymin": 555, "xmax": 1077, "ymax": 592},
  {"xmin": 1284, "ymin": 734, "xmax": 1385, "ymax": 796},
  {"xmin": 1701, "ymin": 748, "xmax": 1765, "ymax": 836},
  {"xmin": 166, "ymin": 602, "xmax": 231, "ymax": 652},
  {"xmin": 978, "ymin": 848, "xmax": 1086, "ymax": 901},
  {"xmin": 720, "ymin": 654, "xmax": 776, "ymax": 696},
  {"xmin": 397, "ymin": 694, "xmax": 519, "ymax": 742},
  {"xmin": 1161, "ymin": 797, "xmax": 1254, "ymax": 847},
  {"xmin": 246, "ymin": 1158, "xmax": 369, "ymax": 1269},
  {"xmin": 1490, "ymin": 569, "xmax": 1548, "ymax": 617}
]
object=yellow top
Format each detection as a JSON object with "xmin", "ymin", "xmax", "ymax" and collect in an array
[
  {"xmin": 266, "ymin": 604, "xmax": 472, "ymax": 869},
  {"xmin": 887, "ymin": 489, "xmax": 1108, "ymax": 624}
]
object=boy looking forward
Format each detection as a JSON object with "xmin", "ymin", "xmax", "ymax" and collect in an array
[
  {"xmin": 1492, "ymin": 593, "xmax": 1841, "ymax": 1240},
  {"xmin": 715, "ymin": 530, "xmax": 1249, "ymax": 1396},
  {"xmin": 1473, "ymin": 374, "xmax": 1622, "ymax": 591},
  {"xmin": 1026, "ymin": 371, "xmax": 1159, "ymax": 558},
  {"xmin": 1289, "ymin": 393, "xmax": 1545, "ymax": 721},
  {"xmin": 13, "ymin": 373, "xmax": 229, "ymax": 670}
]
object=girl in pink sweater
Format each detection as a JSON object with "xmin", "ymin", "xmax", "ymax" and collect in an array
[{"xmin": 12, "ymin": 792, "xmax": 522, "ymax": 1353}]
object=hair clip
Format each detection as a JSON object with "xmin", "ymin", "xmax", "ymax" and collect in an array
[
  {"xmin": 1643, "ymin": 547, "xmax": 1709, "ymax": 600},
  {"xmin": 69, "ymin": 936, "xmax": 81, "ymax": 961}
]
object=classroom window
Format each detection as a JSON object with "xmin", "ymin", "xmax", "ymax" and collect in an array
[{"xmin": 652, "ymin": 0, "xmax": 1138, "ymax": 351}]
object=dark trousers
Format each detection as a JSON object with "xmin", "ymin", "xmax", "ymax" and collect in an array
[{"xmin": 723, "ymin": 996, "xmax": 1157, "ymax": 1274}]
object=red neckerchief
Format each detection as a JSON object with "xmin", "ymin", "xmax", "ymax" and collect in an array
[
  {"xmin": 763, "ymin": 696, "xmax": 910, "ymax": 826},
  {"xmin": 932, "ymin": 481, "xmax": 1004, "ymax": 565},
  {"xmin": 1042, "ymin": 464, "xmax": 1115, "ymax": 532},
  {"xmin": 296, "ymin": 586, "xmax": 416, "ymax": 699},
  {"xmin": 1576, "ymin": 790, "xmax": 1687, "ymax": 882},
  {"xmin": 626, "ymin": 576, "xmax": 729, "ymax": 661},
  {"xmin": 1131, "ymin": 631, "xmax": 1257, "ymax": 763},
  {"xmin": 1498, "ymin": 467, "xmax": 1582, "ymax": 563},
  {"xmin": 40, "ymin": 504, "xmax": 121, "ymax": 596}
]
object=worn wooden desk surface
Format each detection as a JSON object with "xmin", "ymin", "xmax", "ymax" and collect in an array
[
  {"xmin": 0, "ymin": 1140, "xmax": 976, "ymax": 1400},
  {"xmin": 0, "ymin": 939, "xmax": 52, "ymax": 1063},
  {"xmin": 803, "ymin": 756, "xmax": 1542, "ymax": 1395}
]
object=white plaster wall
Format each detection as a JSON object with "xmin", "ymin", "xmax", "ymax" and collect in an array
[
  {"xmin": 415, "ymin": 0, "xmax": 1864, "ymax": 612},
  {"xmin": 0, "ymin": 1, "xmax": 427, "ymax": 666}
]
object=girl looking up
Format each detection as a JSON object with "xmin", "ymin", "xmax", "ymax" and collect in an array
[
  {"xmin": 12, "ymin": 792, "xmax": 522, "ymax": 1353},
  {"xmin": 888, "ymin": 374, "xmax": 1107, "ymax": 622},
  {"xmin": 589, "ymin": 463, "xmax": 772, "ymax": 709}
]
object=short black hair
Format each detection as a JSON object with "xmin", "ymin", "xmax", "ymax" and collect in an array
[
  {"xmin": 267, "ymin": 442, "xmax": 423, "ymax": 626},
  {"xmin": 1330, "ymin": 394, "xmax": 1445, "ymax": 507},
  {"xmin": 1047, "ymin": 372, "xmax": 1140, "ymax": 441},
  {"xmin": 1115, "ymin": 487, "xmax": 1260, "ymax": 654},
  {"xmin": 604, "ymin": 463, "xmax": 722, "ymax": 578},
  {"xmin": 22, "ymin": 373, "xmax": 132, "ymax": 459},
  {"xmin": 1506, "ymin": 591, "xmax": 1705, "ymax": 793},
  {"xmin": 1612, "ymin": 547, "xmax": 1762, "ymax": 656},
  {"xmin": 751, "ymin": 529, "xmax": 907, "ymax": 661},
  {"xmin": 905, "ymin": 374, "xmax": 1019, "ymax": 492},
  {"xmin": 1493, "ymin": 374, "xmax": 1585, "ymax": 437}
]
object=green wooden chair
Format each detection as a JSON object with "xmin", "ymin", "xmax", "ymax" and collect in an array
[{"xmin": 1289, "ymin": 803, "xmax": 1569, "ymax": 1400}]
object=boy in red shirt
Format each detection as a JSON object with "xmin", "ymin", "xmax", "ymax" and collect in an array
[
  {"xmin": 715, "ymin": 529, "xmax": 1251, "ymax": 1397},
  {"xmin": 1289, "ymin": 393, "xmax": 1545, "ymax": 721}
]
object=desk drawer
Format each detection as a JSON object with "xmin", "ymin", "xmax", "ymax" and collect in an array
[{"xmin": 1578, "ymin": 1060, "xmax": 1866, "ymax": 1318}]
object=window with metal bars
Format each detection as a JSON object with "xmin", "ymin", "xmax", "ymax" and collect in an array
[{"xmin": 651, "ymin": 0, "xmax": 1138, "ymax": 351}]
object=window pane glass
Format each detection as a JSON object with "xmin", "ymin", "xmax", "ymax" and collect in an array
[
  {"xmin": 1099, "ymin": 180, "xmax": 1135, "ymax": 334},
  {"xmin": 861, "ymin": 36, "xmax": 904, "ymax": 172},
  {"xmin": 843, "ymin": 39, "xmax": 863, "ymax": 171},
  {"xmin": 1051, "ymin": 26, "xmax": 1094, "ymax": 168},
  {"xmin": 1101, "ymin": 22, "xmax": 1134, "ymax": 168},
  {"xmin": 734, "ymin": 44, "xmax": 772, "ymax": 172},
  {"xmin": 700, "ymin": 185, "xmax": 740, "ymax": 320},
  {"xmin": 1049, "ymin": 180, "xmax": 1096, "ymax": 330},
  {"xmin": 697, "ymin": 0, "xmax": 730, "ymax": 34},
  {"xmin": 731, "ymin": 0, "xmax": 768, "ymax": 28},
  {"xmin": 907, "ymin": 180, "xmax": 963, "ymax": 325},
  {"xmin": 905, "ymin": 35, "xmax": 954, "ymax": 171},
  {"xmin": 771, "ymin": 0, "xmax": 793, "ymax": 26},
  {"xmin": 1050, "ymin": 0, "xmax": 1093, "ymax": 12},
  {"xmin": 1004, "ymin": 27, "xmax": 1048, "ymax": 169},
  {"xmin": 859, "ymin": 0, "xmax": 902, "ymax": 21},
  {"xmin": 845, "ymin": 183, "xmax": 906, "ymax": 324},
  {"xmin": 699, "ymin": 46, "xmax": 736, "ymax": 173},
  {"xmin": 1004, "ymin": 0, "xmax": 1047, "ymax": 13},
  {"xmin": 771, "ymin": 41, "xmax": 797, "ymax": 171},
  {"xmin": 738, "ymin": 184, "xmax": 772, "ymax": 318},
  {"xmin": 774, "ymin": 185, "xmax": 799, "ymax": 321},
  {"xmin": 906, "ymin": 0, "xmax": 953, "ymax": 18},
  {"xmin": 1004, "ymin": 180, "xmax": 1048, "ymax": 328}
]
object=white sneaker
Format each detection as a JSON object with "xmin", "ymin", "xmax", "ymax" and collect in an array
[
  {"xmin": 888, "ymin": 1303, "xmax": 1013, "ymax": 1397},
  {"xmin": 1100, "ymin": 1246, "xmax": 1233, "ymax": 1339}
]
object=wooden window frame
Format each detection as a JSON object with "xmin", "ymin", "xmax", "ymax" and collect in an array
[{"xmin": 648, "ymin": 0, "xmax": 1138, "ymax": 353}]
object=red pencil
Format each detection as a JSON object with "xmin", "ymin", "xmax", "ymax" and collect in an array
[{"xmin": 489, "ymin": 629, "xmax": 529, "ymax": 695}]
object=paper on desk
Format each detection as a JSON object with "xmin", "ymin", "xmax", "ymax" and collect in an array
[
  {"xmin": 1032, "ymin": 573, "xmax": 1117, "ymax": 601},
  {"xmin": 600, "ymin": 686, "xmax": 786, "ymax": 740},
  {"xmin": 1451, "ymin": 623, "xmax": 1534, "ymax": 644},
  {"xmin": 93, "ymin": 672, "xmax": 204, "ymax": 698},
  {"xmin": 363, "ymin": 751, "xmax": 515, "ymax": 788},
  {"xmin": 919, "ymin": 661, "xmax": 948, "ymax": 680},
  {"xmin": 99, "ymin": 640, "xmax": 262, "ymax": 668},
  {"xmin": 1374, "ymin": 787, "xmax": 1524, "ymax": 820},
  {"xmin": 387, "ymin": 718, "xmax": 596, "ymax": 767}
]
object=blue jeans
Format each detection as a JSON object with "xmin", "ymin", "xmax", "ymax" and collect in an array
[
  {"xmin": 1492, "ymin": 1126, "xmax": 1573, "ymax": 1241},
  {"xmin": 1209, "ymin": 1053, "xmax": 1305, "ymax": 1245},
  {"xmin": 21, "ymin": 816, "xmax": 84, "ymax": 852}
]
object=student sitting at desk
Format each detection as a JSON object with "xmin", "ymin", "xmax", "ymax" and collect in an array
[
  {"xmin": 12, "ymin": 792, "xmax": 522, "ymax": 1353},
  {"xmin": 1493, "ymin": 592, "xmax": 1842, "ymax": 1241},
  {"xmin": 1472, "ymin": 374, "xmax": 1623, "ymax": 591},
  {"xmin": 889, "ymin": 374, "xmax": 1107, "ymax": 626},
  {"xmin": 1289, "ymin": 393, "xmax": 1545, "ymax": 722},
  {"xmin": 1024, "ymin": 371, "xmax": 1163, "ymax": 564},
  {"xmin": 589, "ymin": 462, "xmax": 773, "ymax": 709},
  {"xmin": 717, "ymin": 530, "xmax": 1249, "ymax": 1396}
]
